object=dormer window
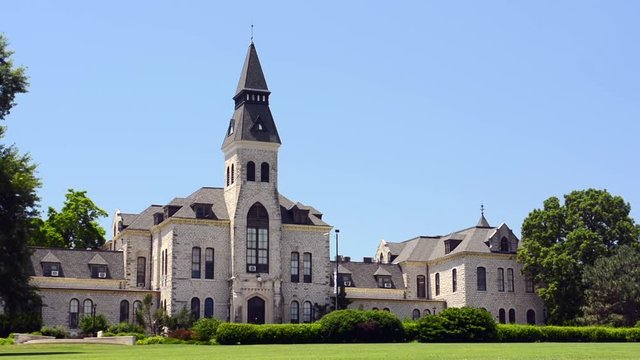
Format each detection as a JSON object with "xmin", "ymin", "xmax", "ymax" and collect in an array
[
  {"xmin": 341, "ymin": 274, "xmax": 354, "ymax": 287},
  {"xmin": 376, "ymin": 275, "xmax": 393, "ymax": 289},
  {"xmin": 43, "ymin": 262, "xmax": 62, "ymax": 277},
  {"xmin": 193, "ymin": 204, "xmax": 214, "ymax": 219},
  {"xmin": 444, "ymin": 239, "xmax": 462, "ymax": 254},
  {"xmin": 91, "ymin": 265, "xmax": 109, "ymax": 279},
  {"xmin": 500, "ymin": 237, "xmax": 510, "ymax": 252},
  {"xmin": 153, "ymin": 212, "xmax": 164, "ymax": 225}
]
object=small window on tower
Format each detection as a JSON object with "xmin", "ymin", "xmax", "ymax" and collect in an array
[
  {"xmin": 228, "ymin": 119, "xmax": 235, "ymax": 136},
  {"xmin": 257, "ymin": 123, "xmax": 263, "ymax": 130}
]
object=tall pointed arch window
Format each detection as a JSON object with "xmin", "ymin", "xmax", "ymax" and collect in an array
[
  {"xmin": 247, "ymin": 161, "xmax": 256, "ymax": 181},
  {"xmin": 290, "ymin": 301, "xmax": 299, "ymax": 323},
  {"xmin": 247, "ymin": 203, "xmax": 269, "ymax": 273},
  {"xmin": 69, "ymin": 299, "xmax": 79, "ymax": 328},
  {"xmin": 120, "ymin": 300, "xmax": 130, "ymax": 323},
  {"xmin": 500, "ymin": 237, "xmax": 510, "ymax": 252},
  {"xmin": 231, "ymin": 164, "xmax": 235, "ymax": 184},
  {"xmin": 260, "ymin": 162, "xmax": 269, "ymax": 182}
]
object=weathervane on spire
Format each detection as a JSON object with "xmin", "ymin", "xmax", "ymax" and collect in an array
[
  {"xmin": 480, "ymin": 202, "xmax": 485, "ymax": 216},
  {"xmin": 250, "ymin": 24, "xmax": 254, "ymax": 43}
]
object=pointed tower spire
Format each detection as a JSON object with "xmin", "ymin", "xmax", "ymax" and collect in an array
[
  {"xmin": 477, "ymin": 203, "xmax": 491, "ymax": 227},
  {"xmin": 222, "ymin": 43, "xmax": 281, "ymax": 149}
]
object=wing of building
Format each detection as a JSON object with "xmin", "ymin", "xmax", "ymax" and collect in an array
[{"xmin": 28, "ymin": 43, "xmax": 543, "ymax": 331}]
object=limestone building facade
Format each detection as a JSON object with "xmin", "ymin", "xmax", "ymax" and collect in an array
[{"xmin": 26, "ymin": 42, "xmax": 544, "ymax": 330}]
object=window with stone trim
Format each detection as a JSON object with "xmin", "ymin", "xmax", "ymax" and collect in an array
[
  {"xmin": 452, "ymin": 268, "xmax": 458, "ymax": 292},
  {"xmin": 83, "ymin": 299, "xmax": 93, "ymax": 318},
  {"xmin": 525, "ymin": 274, "xmax": 535, "ymax": 293},
  {"xmin": 303, "ymin": 252, "xmax": 312, "ymax": 283},
  {"xmin": 205, "ymin": 248, "xmax": 214, "ymax": 279},
  {"xmin": 120, "ymin": 300, "xmax": 130, "ymax": 323},
  {"xmin": 69, "ymin": 298, "xmax": 79, "ymax": 328},
  {"xmin": 191, "ymin": 297, "xmax": 200, "ymax": 321},
  {"xmin": 247, "ymin": 161, "xmax": 256, "ymax": 181},
  {"xmin": 133, "ymin": 301, "xmax": 142, "ymax": 325},
  {"xmin": 247, "ymin": 203, "xmax": 269, "ymax": 273},
  {"xmin": 260, "ymin": 162, "xmax": 269, "ymax": 182},
  {"xmin": 137, "ymin": 257, "xmax": 146, "ymax": 286},
  {"xmin": 507, "ymin": 268, "xmax": 514, "ymax": 292},
  {"xmin": 412, "ymin": 309, "xmax": 421, "ymax": 320},
  {"xmin": 499, "ymin": 308, "xmax": 506, "ymax": 324},
  {"xmin": 417, "ymin": 275, "xmax": 426, "ymax": 298},
  {"xmin": 226, "ymin": 166, "xmax": 230, "ymax": 187},
  {"xmin": 204, "ymin": 298, "xmax": 214, "ymax": 318},
  {"xmin": 477, "ymin": 267, "xmax": 487, "ymax": 291},
  {"xmin": 192, "ymin": 247, "xmax": 201, "ymax": 278},
  {"xmin": 290, "ymin": 252, "xmax": 299, "ymax": 282},
  {"xmin": 435, "ymin": 273, "xmax": 440, "ymax": 296},
  {"xmin": 302, "ymin": 301, "xmax": 312, "ymax": 323},
  {"xmin": 290, "ymin": 301, "xmax": 299, "ymax": 323},
  {"xmin": 500, "ymin": 237, "xmax": 509, "ymax": 252},
  {"xmin": 508, "ymin": 308, "xmax": 516, "ymax": 323},
  {"xmin": 497, "ymin": 268, "xmax": 505, "ymax": 292},
  {"xmin": 527, "ymin": 309, "xmax": 536, "ymax": 325}
]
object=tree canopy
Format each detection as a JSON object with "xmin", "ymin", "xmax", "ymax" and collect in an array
[
  {"xmin": 582, "ymin": 245, "xmax": 640, "ymax": 327},
  {"xmin": 517, "ymin": 189, "xmax": 640, "ymax": 325},
  {"xmin": 0, "ymin": 33, "xmax": 41, "ymax": 335},
  {"xmin": 31, "ymin": 189, "xmax": 108, "ymax": 249}
]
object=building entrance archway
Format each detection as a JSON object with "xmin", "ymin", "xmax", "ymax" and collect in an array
[{"xmin": 247, "ymin": 296, "xmax": 265, "ymax": 324}]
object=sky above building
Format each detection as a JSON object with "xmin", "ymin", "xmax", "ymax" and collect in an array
[{"xmin": 3, "ymin": 1, "xmax": 639, "ymax": 260}]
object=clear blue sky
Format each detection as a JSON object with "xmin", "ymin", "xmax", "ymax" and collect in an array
[{"xmin": 3, "ymin": 1, "xmax": 639, "ymax": 260}]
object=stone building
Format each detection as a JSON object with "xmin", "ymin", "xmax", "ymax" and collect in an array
[{"xmin": 27, "ymin": 42, "xmax": 544, "ymax": 330}]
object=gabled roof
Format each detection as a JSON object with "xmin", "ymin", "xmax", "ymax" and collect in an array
[
  {"xmin": 373, "ymin": 266, "xmax": 392, "ymax": 276},
  {"xmin": 333, "ymin": 261, "xmax": 404, "ymax": 289},
  {"xmin": 40, "ymin": 252, "xmax": 61, "ymax": 263},
  {"xmin": 279, "ymin": 194, "xmax": 328, "ymax": 226},
  {"xmin": 27, "ymin": 247, "xmax": 125, "ymax": 279}
]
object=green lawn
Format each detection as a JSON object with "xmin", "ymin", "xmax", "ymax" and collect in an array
[{"xmin": 1, "ymin": 343, "xmax": 639, "ymax": 360}]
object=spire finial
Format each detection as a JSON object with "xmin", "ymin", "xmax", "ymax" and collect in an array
[
  {"xmin": 250, "ymin": 24, "xmax": 254, "ymax": 43},
  {"xmin": 480, "ymin": 202, "xmax": 485, "ymax": 216}
]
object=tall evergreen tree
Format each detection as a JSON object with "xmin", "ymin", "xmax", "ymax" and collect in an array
[{"xmin": 0, "ymin": 33, "xmax": 41, "ymax": 335}]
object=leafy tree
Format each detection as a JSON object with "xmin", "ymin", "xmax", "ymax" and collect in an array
[
  {"xmin": 518, "ymin": 189, "xmax": 640, "ymax": 324},
  {"xmin": 35, "ymin": 189, "xmax": 108, "ymax": 249},
  {"xmin": 582, "ymin": 245, "xmax": 640, "ymax": 327},
  {"xmin": 0, "ymin": 33, "xmax": 41, "ymax": 336}
]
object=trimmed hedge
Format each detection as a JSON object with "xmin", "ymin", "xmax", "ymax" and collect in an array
[
  {"xmin": 497, "ymin": 324, "xmax": 640, "ymax": 342},
  {"xmin": 403, "ymin": 321, "xmax": 419, "ymax": 342},
  {"xmin": 319, "ymin": 310, "xmax": 405, "ymax": 343},
  {"xmin": 216, "ymin": 323, "xmax": 322, "ymax": 345},
  {"xmin": 191, "ymin": 318, "xmax": 221, "ymax": 341}
]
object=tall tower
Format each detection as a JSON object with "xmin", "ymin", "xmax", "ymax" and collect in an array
[{"xmin": 222, "ymin": 42, "xmax": 283, "ymax": 324}]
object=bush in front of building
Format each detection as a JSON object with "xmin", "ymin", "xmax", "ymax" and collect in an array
[
  {"xmin": 416, "ymin": 307, "xmax": 497, "ymax": 343},
  {"xmin": 40, "ymin": 325, "xmax": 68, "ymax": 339},
  {"xmin": 216, "ymin": 323, "xmax": 259, "ymax": 345},
  {"xmin": 403, "ymin": 321, "xmax": 419, "ymax": 342},
  {"xmin": 107, "ymin": 322, "xmax": 144, "ymax": 335},
  {"xmin": 215, "ymin": 323, "xmax": 322, "ymax": 345},
  {"xmin": 0, "ymin": 312, "xmax": 42, "ymax": 337},
  {"xmin": 191, "ymin": 318, "xmax": 221, "ymax": 341},
  {"xmin": 319, "ymin": 309, "xmax": 405, "ymax": 343},
  {"xmin": 79, "ymin": 314, "xmax": 109, "ymax": 335}
]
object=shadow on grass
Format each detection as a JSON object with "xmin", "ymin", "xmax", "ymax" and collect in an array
[{"xmin": 0, "ymin": 352, "xmax": 81, "ymax": 357}]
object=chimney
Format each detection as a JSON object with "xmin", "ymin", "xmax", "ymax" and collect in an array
[
  {"xmin": 343, "ymin": 256, "xmax": 351, "ymax": 263},
  {"xmin": 363, "ymin": 257, "xmax": 372, "ymax": 263}
]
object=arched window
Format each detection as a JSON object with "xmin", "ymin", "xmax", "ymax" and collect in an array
[
  {"xmin": 500, "ymin": 237, "xmax": 509, "ymax": 252},
  {"xmin": 417, "ymin": 275, "xmax": 426, "ymax": 298},
  {"xmin": 226, "ymin": 166, "xmax": 230, "ymax": 187},
  {"xmin": 526, "ymin": 309, "xmax": 536, "ymax": 325},
  {"xmin": 452, "ymin": 268, "xmax": 457, "ymax": 292},
  {"xmin": 383, "ymin": 308, "xmax": 390, "ymax": 312},
  {"xmin": 290, "ymin": 301, "xmax": 299, "ymax": 323},
  {"xmin": 435, "ymin": 273, "xmax": 440, "ymax": 296},
  {"xmin": 204, "ymin": 298, "xmax": 214, "ymax": 318},
  {"xmin": 507, "ymin": 268, "xmax": 515, "ymax": 292},
  {"xmin": 247, "ymin": 203, "xmax": 269, "ymax": 273},
  {"xmin": 133, "ymin": 301, "xmax": 142, "ymax": 325},
  {"xmin": 205, "ymin": 248, "xmax": 214, "ymax": 279},
  {"xmin": 191, "ymin": 297, "xmax": 200, "ymax": 321},
  {"xmin": 192, "ymin": 247, "xmax": 201, "ymax": 278},
  {"xmin": 231, "ymin": 164, "xmax": 235, "ymax": 184},
  {"xmin": 260, "ymin": 162, "xmax": 269, "ymax": 182},
  {"xmin": 497, "ymin": 268, "xmax": 505, "ymax": 292},
  {"xmin": 508, "ymin": 308, "xmax": 516, "ymax": 324},
  {"xmin": 379, "ymin": 253, "xmax": 384, "ymax": 263},
  {"xmin": 372, "ymin": 307, "xmax": 379, "ymax": 311},
  {"xmin": 477, "ymin": 267, "xmax": 487, "ymax": 291},
  {"xmin": 423, "ymin": 309, "xmax": 431, "ymax": 315},
  {"xmin": 247, "ymin": 161, "xmax": 256, "ymax": 181},
  {"xmin": 412, "ymin": 309, "xmax": 421, "ymax": 320},
  {"xmin": 69, "ymin": 299, "xmax": 79, "ymax": 328},
  {"xmin": 302, "ymin": 301, "xmax": 312, "ymax": 323},
  {"xmin": 137, "ymin": 257, "xmax": 146, "ymax": 287},
  {"xmin": 120, "ymin": 300, "xmax": 130, "ymax": 323},
  {"xmin": 498, "ymin": 308, "xmax": 506, "ymax": 324},
  {"xmin": 83, "ymin": 299, "xmax": 93, "ymax": 318},
  {"xmin": 290, "ymin": 252, "xmax": 299, "ymax": 282}
]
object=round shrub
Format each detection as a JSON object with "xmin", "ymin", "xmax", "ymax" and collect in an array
[
  {"xmin": 80, "ymin": 314, "xmax": 109, "ymax": 335},
  {"xmin": 191, "ymin": 318, "xmax": 221, "ymax": 341},
  {"xmin": 417, "ymin": 307, "xmax": 497, "ymax": 342},
  {"xmin": 319, "ymin": 309, "xmax": 405, "ymax": 343},
  {"xmin": 107, "ymin": 322, "xmax": 144, "ymax": 335},
  {"xmin": 40, "ymin": 325, "xmax": 68, "ymax": 339}
]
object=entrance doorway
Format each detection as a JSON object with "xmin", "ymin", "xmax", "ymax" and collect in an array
[{"xmin": 247, "ymin": 296, "xmax": 265, "ymax": 324}]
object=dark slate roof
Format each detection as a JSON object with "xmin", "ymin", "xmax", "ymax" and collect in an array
[
  {"xmin": 120, "ymin": 213, "xmax": 138, "ymax": 227},
  {"xmin": 333, "ymin": 261, "xmax": 404, "ymax": 289},
  {"xmin": 27, "ymin": 247, "xmax": 125, "ymax": 279},
  {"xmin": 476, "ymin": 214, "xmax": 491, "ymax": 227},
  {"xmin": 236, "ymin": 43, "xmax": 269, "ymax": 94},
  {"xmin": 117, "ymin": 188, "xmax": 328, "ymax": 233},
  {"xmin": 222, "ymin": 43, "xmax": 281, "ymax": 148}
]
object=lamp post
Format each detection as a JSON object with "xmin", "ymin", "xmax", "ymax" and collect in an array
[
  {"xmin": 335, "ymin": 229, "xmax": 340, "ymax": 310},
  {"xmin": 92, "ymin": 303, "xmax": 97, "ymax": 337}
]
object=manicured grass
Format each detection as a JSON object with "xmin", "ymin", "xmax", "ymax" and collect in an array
[{"xmin": 1, "ymin": 343, "xmax": 639, "ymax": 359}]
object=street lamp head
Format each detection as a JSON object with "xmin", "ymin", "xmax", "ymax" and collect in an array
[{"xmin": 335, "ymin": 229, "xmax": 340, "ymax": 234}]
